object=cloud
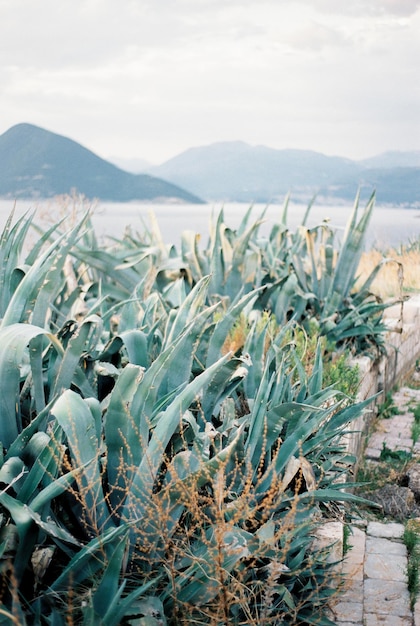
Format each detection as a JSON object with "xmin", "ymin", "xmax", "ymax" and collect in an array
[
  {"xmin": 0, "ymin": 0, "xmax": 419, "ymax": 163},
  {"xmin": 280, "ymin": 21, "xmax": 349, "ymax": 52},
  {"xmin": 300, "ymin": 0, "xmax": 420, "ymax": 17}
]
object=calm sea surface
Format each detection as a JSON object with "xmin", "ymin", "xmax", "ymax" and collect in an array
[{"xmin": 0, "ymin": 199, "xmax": 419, "ymax": 250}]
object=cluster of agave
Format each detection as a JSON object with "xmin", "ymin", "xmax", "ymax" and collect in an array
[{"xmin": 0, "ymin": 193, "xmax": 387, "ymax": 624}]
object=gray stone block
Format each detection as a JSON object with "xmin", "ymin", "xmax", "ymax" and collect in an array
[
  {"xmin": 367, "ymin": 521, "xmax": 405, "ymax": 539},
  {"xmin": 364, "ymin": 614, "xmax": 413, "ymax": 625},
  {"xmin": 332, "ymin": 600, "xmax": 363, "ymax": 623},
  {"xmin": 363, "ymin": 579, "xmax": 411, "ymax": 617},
  {"xmin": 365, "ymin": 536, "xmax": 407, "ymax": 557},
  {"xmin": 364, "ymin": 552, "xmax": 407, "ymax": 582}
]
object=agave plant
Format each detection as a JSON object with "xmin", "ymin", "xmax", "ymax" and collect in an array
[{"xmin": 0, "ymin": 205, "xmax": 379, "ymax": 625}]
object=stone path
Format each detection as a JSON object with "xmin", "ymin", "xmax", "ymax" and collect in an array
[{"xmin": 331, "ymin": 385, "xmax": 420, "ymax": 625}]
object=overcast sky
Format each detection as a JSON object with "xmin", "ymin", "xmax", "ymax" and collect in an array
[{"xmin": 1, "ymin": 0, "xmax": 419, "ymax": 164}]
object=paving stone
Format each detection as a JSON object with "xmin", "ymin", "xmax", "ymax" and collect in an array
[
  {"xmin": 339, "ymin": 579, "xmax": 363, "ymax": 603},
  {"xmin": 367, "ymin": 433, "xmax": 391, "ymax": 450},
  {"xmin": 335, "ymin": 380, "xmax": 420, "ymax": 624},
  {"xmin": 367, "ymin": 521, "xmax": 405, "ymax": 539},
  {"xmin": 364, "ymin": 614, "xmax": 413, "ymax": 625},
  {"xmin": 342, "ymin": 548, "xmax": 364, "ymax": 581},
  {"xmin": 363, "ymin": 579, "xmax": 411, "ymax": 618},
  {"xmin": 332, "ymin": 600, "xmax": 363, "ymax": 623},
  {"xmin": 382, "ymin": 422, "xmax": 413, "ymax": 438},
  {"xmin": 364, "ymin": 551, "xmax": 407, "ymax": 582},
  {"xmin": 366, "ymin": 536, "xmax": 407, "ymax": 557},
  {"xmin": 341, "ymin": 526, "xmax": 366, "ymax": 581},
  {"xmin": 365, "ymin": 446, "xmax": 382, "ymax": 459},
  {"xmin": 386, "ymin": 431, "xmax": 413, "ymax": 444},
  {"xmin": 383, "ymin": 436, "xmax": 413, "ymax": 451},
  {"xmin": 414, "ymin": 597, "xmax": 420, "ymax": 626},
  {"xmin": 312, "ymin": 521, "xmax": 343, "ymax": 564}
]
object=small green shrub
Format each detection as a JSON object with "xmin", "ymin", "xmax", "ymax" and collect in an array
[
  {"xmin": 377, "ymin": 392, "xmax": 399, "ymax": 420},
  {"xmin": 342, "ymin": 524, "xmax": 353, "ymax": 556},
  {"xmin": 404, "ymin": 521, "xmax": 420, "ymax": 609},
  {"xmin": 379, "ymin": 443, "xmax": 412, "ymax": 463}
]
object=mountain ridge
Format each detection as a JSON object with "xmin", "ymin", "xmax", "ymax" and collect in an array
[
  {"xmin": 1, "ymin": 124, "xmax": 419, "ymax": 206},
  {"xmin": 148, "ymin": 141, "xmax": 420, "ymax": 205},
  {"xmin": 0, "ymin": 123, "xmax": 204, "ymax": 203}
]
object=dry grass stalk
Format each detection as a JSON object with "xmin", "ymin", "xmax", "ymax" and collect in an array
[{"xmin": 357, "ymin": 246, "xmax": 420, "ymax": 299}]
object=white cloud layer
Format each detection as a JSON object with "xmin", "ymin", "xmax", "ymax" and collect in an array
[{"xmin": 0, "ymin": 0, "xmax": 419, "ymax": 162}]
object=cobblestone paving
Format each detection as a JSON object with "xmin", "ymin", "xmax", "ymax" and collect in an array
[{"xmin": 332, "ymin": 386, "xmax": 420, "ymax": 625}]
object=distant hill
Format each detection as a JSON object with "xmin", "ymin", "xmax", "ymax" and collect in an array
[
  {"xmin": 149, "ymin": 141, "xmax": 420, "ymax": 205},
  {"xmin": 149, "ymin": 141, "xmax": 360, "ymax": 203},
  {"xmin": 322, "ymin": 167, "xmax": 420, "ymax": 205},
  {"xmin": 0, "ymin": 124, "xmax": 203, "ymax": 203},
  {"xmin": 359, "ymin": 150, "xmax": 420, "ymax": 169},
  {"xmin": 2, "ymin": 125, "xmax": 418, "ymax": 206}
]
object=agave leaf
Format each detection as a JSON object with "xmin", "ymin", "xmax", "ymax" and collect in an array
[
  {"xmin": 103, "ymin": 363, "xmax": 146, "ymax": 515},
  {"xmin": 51, "ymin": 390, "xmax": 112, "ymax": 533},
  {"xmin": 119, "ymin": 329, "xmax": 149, "ymax": 367},
  {"xmin": 245, "ymin": 361, "xmax": 276, "ymax": 465},
  {"xmin": 205, "ymin": 288, "xmax": 261, "ymax": 367},
  {"xmin": 281, "ymin": 456, "xmax": 317, "ymax": 491},
  {"xmin": 242, "ymin": 316, "xmax": 270, "ymax": 398},
  {"xmin": 24, "ymin": 215, "xmax": 67, "ymax": 265},
  {"xmin": 324, "ymin": 192, "xmax": 375, "ymax": 315},
  {"xmin": 167, "ymin": 526, "xmax": 254, "ymax": 606},
  {"xmin": 308, "ymin": 339, "xmax": 324, "ymax": 395},
  {"xmin": 114, "ymin": 245, "xmax": 162, "ymax": 270},
  {"xmin": 0, "ymin": 456, "xmax": 25, "ymax": 486},
  {"xmin": 1, "ymin": 216, "xmax": 88, "ymax": 328},
  {"xmin": 237, "ymin": 204, "xmax": 260, "ymax": 236},
  {"xmin": 121, "ymin": 353, "xmax": 232, "ymax": 524},
  {"xmin": 0, "ymin": 323, "xmax": 54, "ymax": 448},
  {"xmin": 200, "ymin": 354, "xmax": 251, "ymax": 421},
  {"xmin": 297, "ymin": 487, "xmax": 380, "ymax": 507},
  {"xmin": 224, "ymin": 218, "xmax": 264, "ymax": 296},
  {"xmin": 160, "ymin": 276, "xmax": 187, "ymax": 308},
  {"xmin": 163, "ymin": 275, "xmax": 211, "ymax": 347},
  {"xmin": 91, "ymin": 534, "xmax": 129, "ymax": 619},
  {"xmin": 102, "ymin": 583, "xmax": 160, "ymax": 626},
  {"xmin": 162, "ymin": 421, "xmax": 246, "ymax": 503},
  {"xmin": 0, "ymin": 470, "xmax": 82, "ymax": 580},
  {"xmin": 280, "ymin": 192, "xmax": 291, "ymax": 226},
  {"xmin": 0, "ymin": 210, "xmax": 34, "ymax": 316},
  {"xmin": 72, "ymin": 248, "xmax": 141, "ymax": 297},
  {"xmin": 208, "ymin": 210, "xmax": 226, "ymax": 295},
  {"xmin": 51, "ymin": 314, "xmax": 103, "ymax": 398},
  {"xmin": 51, "ymin": 523, "xmax": 131, "ymax": 591},
  {"xmin": 105, "ymin": 312, "xmax": 222, "ymax": 515},
  {"xmin": 181, "ymin": 230, "xmax": 207, "ymax": 283},
  {"xmin": 17, "ymin": 427, "xmax": 64, "ymax": 504}
]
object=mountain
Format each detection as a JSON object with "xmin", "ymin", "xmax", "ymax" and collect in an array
[
  {"xmin": 149, "ymin": 141, "xmax": 420, "ymax": 205},
  {"xmin": 0, "ymin": 124, "xmax": 203, "ymax": 203},
  {"xmin": 2, "ymin": 125, "xmax": 418, "ymax": 206},
  {"xmin": 322, "ymin": 167, "xmax": 420, "ymax": 205},
  {"xmin": 359, "ymin": 151, "xmax": 420, "ymax": 169},
  {"xmin": 149, "ymin": 141, "xmax": 360, "ymax": 203}
]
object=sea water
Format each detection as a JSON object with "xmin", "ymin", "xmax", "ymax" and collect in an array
[{"xmin": 0, "ymin": 199, "xmax": 419, "ymax": 250}]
